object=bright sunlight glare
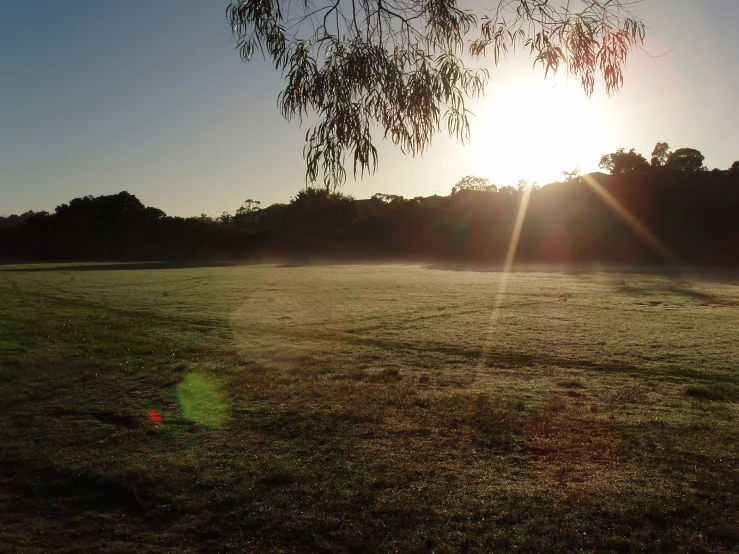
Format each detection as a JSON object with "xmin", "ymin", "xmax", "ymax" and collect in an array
[{"xmin": 470, "ymin": 78, "xmax": 607, "ymax": 186}]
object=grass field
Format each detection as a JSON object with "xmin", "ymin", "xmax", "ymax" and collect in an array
[{"xmin": 1, "ymin": 262, "xmax": 738, "ymax": 552}]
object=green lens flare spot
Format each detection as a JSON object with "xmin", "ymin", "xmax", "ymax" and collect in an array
[{"xmin": 176, "ymin": 371, "xmax": 228, "ymax": 428}]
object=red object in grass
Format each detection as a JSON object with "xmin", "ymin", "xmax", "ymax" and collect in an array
[{"xmin": 149, "ymin": 409, "xmax": 162, "ymax": 425}]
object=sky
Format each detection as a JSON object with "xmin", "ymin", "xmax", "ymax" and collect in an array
[{"xmin": 2, "ymin": 0, "xmax": 738, "ymax": 217}]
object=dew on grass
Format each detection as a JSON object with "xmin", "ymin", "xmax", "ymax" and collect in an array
[{"xmin": 176, "ymin": 371, "xmax": 228, "ymax": 428}]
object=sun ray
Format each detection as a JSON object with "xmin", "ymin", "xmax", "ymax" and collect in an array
[
  {"xmin": 458, "ymin": 185, "xmax": 534, "ymax": 452},
  {"xmin": 581, "ymin": 174, "xmax": 682, "ymax": 267},
  {"xmin": 472, "ymin": 185, "xmax": 534, "ymax": 384}
]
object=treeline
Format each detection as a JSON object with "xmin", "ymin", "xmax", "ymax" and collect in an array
[{"xmin": 2, "ymin": 163, "xmax": 739, "ymax": 265}]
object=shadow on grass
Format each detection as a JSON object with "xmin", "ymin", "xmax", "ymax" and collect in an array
[
  {"xmin": 616, "ymin": 282, "xmax": 731, "ymax": 305},
  {"xmin": 0, "ymin": 459, "xmax": 175, "ymax": 519},
  {"xmin": 424, "ymin": 262, "xmax": 688, "ymax": 275},
  {"xmin": 243, "ymin": 322, "xmax": 735, "ymax": 383},
  {"xmin": 661, "ymin": 285, "xmax": 732, "ymax": 305},
  {"xmin": 237, "ymin": 334, "xmax": 736, "ymax": 405},
  {"xmin": 0, "ymin": 261, "xmax": 255, "ymax": 273},
  {"xmin": 685, "ymin": 383, "xmax": 739, "ymax": 401}
]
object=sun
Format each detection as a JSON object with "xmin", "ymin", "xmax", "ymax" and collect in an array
[{"xmin": 469, "ymin": 78, "xmax": 608, "ymax": 186}]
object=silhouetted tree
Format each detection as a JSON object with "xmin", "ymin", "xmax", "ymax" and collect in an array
[
  {"xmin": 561, "ymin": 168, "xmax": 582, "ymax": 183},
  {"xmin": 217, "ymin": 211, "xmax": 234, "ymax": 223},
  {"xmin": 516, "ymin": 179, "xmax": 537, "ymax": 192},
  {"xmin": 287, "ymin": 187, "xmax": 352, "ymax": 213},
  {"xmin": 236, "ymin": 199, "xmax": 261, "ymax": 215},
  {"xmin": 371, "ymin": 193, "xmax": 407, "ymax": 205},
  {"xmin": 666, "ymin": 148, "xmax": 705, "ymax": 172},
  {"xmin": 451, "ymin": 176, "xmax": 497, "ymax": 194},
  {"xmin": 729, "ymin": 161, "xmax": 739, "ymax": 175},
  {"xmin": 599, "ymin": 148, "xmax": 649, "ymax": 175},
  {"xmin": 228, "ymin": 0, "xmax": 645, "ymax": 189},
  {"xmin": 0, "ymin": 211, "xmax": 40, "ymax": 229},
  {"xmin": 650, "ymin": 142, "xmax": 670, "ymax": 167},
  {"xmin": 232, "ymin": 199, "xmax": 264, "ymax": 229}
]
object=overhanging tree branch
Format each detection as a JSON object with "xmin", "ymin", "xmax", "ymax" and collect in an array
[{"xmin": 228, "ymin": 0, "xmax": 646, "ymax": 191}]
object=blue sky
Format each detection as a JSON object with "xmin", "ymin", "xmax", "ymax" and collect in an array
[{"xmin": 2, "ymin": 0, "xmax": 738, "ymax": 217}]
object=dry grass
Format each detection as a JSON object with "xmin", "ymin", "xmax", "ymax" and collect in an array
[{"xmin": 1, "ymin": 262, "xmax": 738, "ymax": 552}]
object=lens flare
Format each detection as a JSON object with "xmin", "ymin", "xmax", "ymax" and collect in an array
[
  {"xmin": 176, "ymin": 371, "xmax": 229, "ymax": 428},
  {"xmin": 148, "ymin": 409, "xmax": 162, "ymax": 425}
]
